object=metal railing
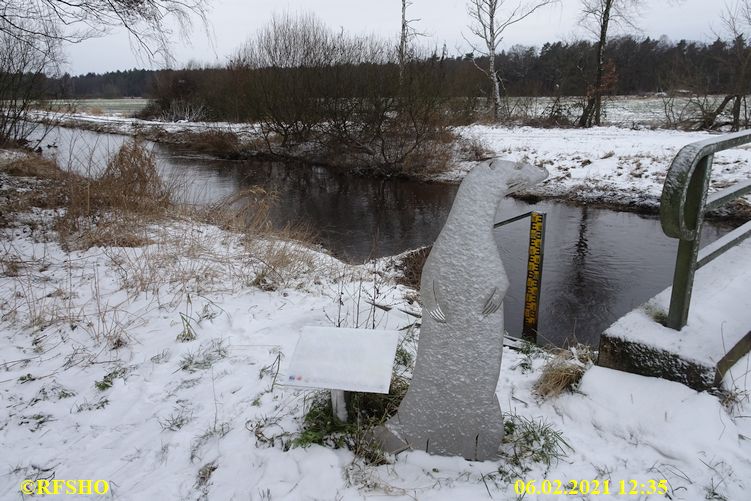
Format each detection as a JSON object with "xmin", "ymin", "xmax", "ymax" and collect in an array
[{"xmin": 660, "ymin": 130, "xmax": 751, "ymax": 330}]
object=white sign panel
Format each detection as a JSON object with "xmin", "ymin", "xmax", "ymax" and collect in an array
[{"xmin": 284, "ymin": 326, "xmax": 400, "ymax": 393}]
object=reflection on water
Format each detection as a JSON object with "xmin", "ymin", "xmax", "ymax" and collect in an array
[{"xmin": 33, "ymin": 125, "xmax": 731, "ymax": 346}]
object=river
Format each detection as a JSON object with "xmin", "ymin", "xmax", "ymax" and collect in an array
[{"xmin": 33, "ymin": 125, "xmax": 731, "ymax": 346}]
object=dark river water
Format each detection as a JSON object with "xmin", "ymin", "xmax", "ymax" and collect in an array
[{"xmin": 33, "ymin": 126, "xmax": 731, "ymax": 346}]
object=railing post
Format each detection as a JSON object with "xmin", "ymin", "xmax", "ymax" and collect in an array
[
  {"xmin": 667, "ymin": 239, "xmax": 701, "ymax": 329},
  {"xmin": 666, "ymin": 154, "xmax": 712, "ymax": 330}
]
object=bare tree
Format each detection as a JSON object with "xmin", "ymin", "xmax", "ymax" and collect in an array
[
  {"xmin": 577, "ymin": 0, "xmax": 642, "ymax": 127},
  {"xmin": 230, "ymin": 12, "xmax": 450, "ymax": 174},
  {"xmin": 399, "ymin": 0, "xmax": 423, "ymax": 87},
  {"xmin": 465, "ymin": 0, "xmax": 557, "ymax": 121},
  {"xmin": 0, "ymin": 0, "xmax": 209, "ymax": 62},
  {"xmin": 0, "ymin": 1, "xmax": 210, "ymax": 145},
  {"xmin": 0, "ymin": 18, "xmax": 62, "ymax": 146},
  {"xmin": 699, "ymin": 1, "xmax": 751, "ymax": 131}
]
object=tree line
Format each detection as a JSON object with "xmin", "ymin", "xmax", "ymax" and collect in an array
[{"xmin": 45, "ymin": 36, "xmax": 749, "ymax": 102}]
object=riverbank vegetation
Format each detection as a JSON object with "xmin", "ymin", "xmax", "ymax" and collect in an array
[
  {"xmin": 0, "ymin": 141, "xmax": 320, "ymax": 291},
  {"xmin": 152, "ymin": 13, "xmax": 456, "ymax": 176}
]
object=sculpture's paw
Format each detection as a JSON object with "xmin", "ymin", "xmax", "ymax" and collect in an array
[
  {"xmin": 425, "ymin": 280, "xmax": 448, "ymax": 323},
  {"xmin": 481, "ymin": 287, "xmax": 503, "ymax": 316},
  {"xmin": 428, "ymin": 304, "xmax": 447, "ymax": 323}
]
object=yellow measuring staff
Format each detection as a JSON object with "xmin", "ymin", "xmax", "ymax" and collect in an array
[{"xmin": 522, "ymin": 212, "xmax": 546, "ymax": 341}]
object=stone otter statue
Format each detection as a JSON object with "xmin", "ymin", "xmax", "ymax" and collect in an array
[{"xmin": 381, "ymin": 159, "xmax": 548, "ymax": 461}]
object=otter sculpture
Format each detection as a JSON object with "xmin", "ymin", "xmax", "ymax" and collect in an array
[{"xmin": 382, "ymin": 159, "xmax": 548, "ymax": 461}]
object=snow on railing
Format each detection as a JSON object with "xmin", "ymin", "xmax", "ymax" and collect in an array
[{"xmin": 661, "ymin": 130, "xmax": 751, "ymax": 330}]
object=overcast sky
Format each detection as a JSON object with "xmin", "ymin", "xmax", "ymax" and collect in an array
[{"xmin": 64, "ymin": 0, "xmax": 730, "ymax": 75}]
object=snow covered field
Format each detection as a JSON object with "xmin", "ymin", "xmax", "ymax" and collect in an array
[
  {"xmin": 60, "ymin": 96, "xmax": 722, "ymax": 127},
  {"xmin": 2, "ymin": 155, "xmax": 750, "ymax": 499}
]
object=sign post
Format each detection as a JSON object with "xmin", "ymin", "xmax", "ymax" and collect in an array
[{"xmin": 284, "ymin": 326, "xmax": 400, "ymax": 423}]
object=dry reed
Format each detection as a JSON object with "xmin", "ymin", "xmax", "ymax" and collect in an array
[{"xmin": 534, "ymin": 345, "xmax": 594, "ymax": 398}]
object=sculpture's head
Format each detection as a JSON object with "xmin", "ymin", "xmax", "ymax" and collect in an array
[
  {"xmin": 491, "ymin": 158, "xmax": 548, "ymax": 194},
  {"xmin": 468, "ymin": 158, "xmax": 548, "ymax": 196}
]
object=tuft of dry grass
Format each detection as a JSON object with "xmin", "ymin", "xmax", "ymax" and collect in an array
[
  {"xmin": 392, "ymin": 246, "xmax": 430, "ymax": 290},
  {"xmin": 169, "ymin": 130, "xmax": 242, "ymax": 158},
  {"xmin": 1, "ymin": 155, "xmax": 73, "ymax": 228},
  {"xmin": 68, "ymin": 214, "xmax": 154, "ymax": 250},
  {"xmin": 97, "ymin": 141, "xmax": 171, "ymax": 211},
  {"xmin": 2, "ymin": 155, "xmax": 62, "ymax": 180},
  {"xmin": 191, "ymin": 187, "xmax": 320, "ymax": 291},
  {"xmin": 199, "ymin": 187, "xmax": 274, "ymax": 235},
  {"xmin": 55, "ymin": 140, "xmax": 173, "ymax": 249},
  {"xmin": 534, "ymin": 344, "xmax": 594, "ymax": 398}
]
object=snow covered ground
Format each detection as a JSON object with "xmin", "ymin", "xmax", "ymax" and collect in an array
[
  {"xmin": 450, "ymin": 125, "xmax": 751, "ymax": 211},
  {"xmin": 33, "ymin": 112, "xmax": 751, "ymax": 214},
  {"xmin": 2, "ymin": 163, "xmax": 750, "ymax": 499},
  {"xmin": 30, "ymin": 111, "xmax": 260, "ymax": 138}
]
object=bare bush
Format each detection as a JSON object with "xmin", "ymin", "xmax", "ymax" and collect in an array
[
  {"xmin": 160, "ymin": 100, "xmax": 207, "ymax": 123},
  {"xmin": 661, "ymin": 94, "xmax": 729, "ymax": 130},
  {"xmin": 169, "ymin": 130, "xmax": 242, "ymax": 157},
  {"xmin": 200, "ymin": 187, "xmax": 275, "ymax": 235},
  {"xmin": 150, "ymin": 13, "xmax": 453, "ymax": 175},
  {"xmin": 659, "ymin": 3, "xmax": 751, "ymax": 130}
]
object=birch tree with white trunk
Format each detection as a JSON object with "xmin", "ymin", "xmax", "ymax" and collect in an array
[
  {"xmin": 399, "ymin": 0, "xmax": 423, "ymax": 87},
  {"xmin": 465, "ymin": 0, "xmax": 558, "ymax": 121}
]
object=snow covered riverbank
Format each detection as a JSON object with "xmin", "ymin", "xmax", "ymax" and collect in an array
[
  {"xmin": 449, "ymin": 125, "xmax": 751, "ymax": 214},
  {"xmin": 32, "ymin": 112, "xmax": 751, "ymax": 217},
  {"xmin": 2, "ymin": 152, "xmax": 750, "ymax": 500}
]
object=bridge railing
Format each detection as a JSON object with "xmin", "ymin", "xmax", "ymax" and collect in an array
[{"xmin": 661, "ymin": 130, "xmax": 751, "ymax": 330}]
